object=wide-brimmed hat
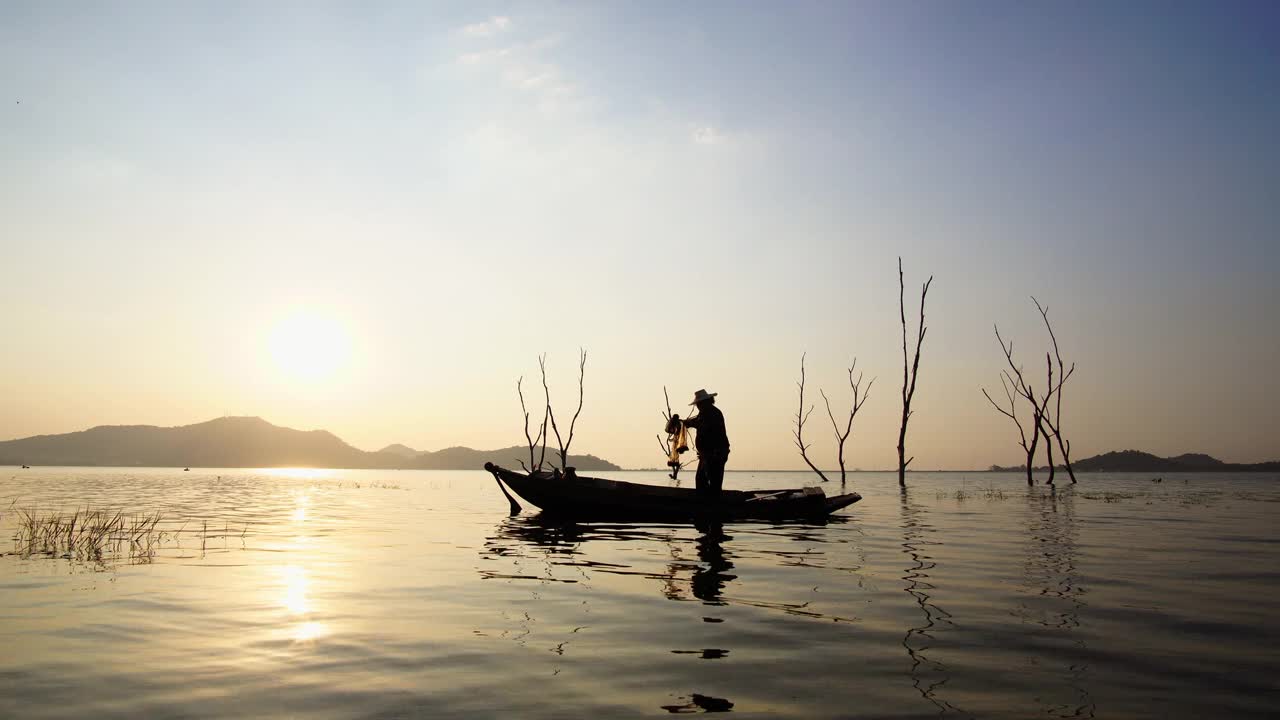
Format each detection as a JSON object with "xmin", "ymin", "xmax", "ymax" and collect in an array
[{"xmin": 689, "ymin": 389, "xmax": 718, "ymax": 405}]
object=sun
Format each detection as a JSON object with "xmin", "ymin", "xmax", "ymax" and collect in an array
[{"xmin": 268, "ymin": 311, "xmax": 351, "ymax": 382}]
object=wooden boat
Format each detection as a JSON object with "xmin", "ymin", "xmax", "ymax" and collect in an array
[{"xmin": 484, "ymin": 463, "xmax": 861, "ymax": 521}]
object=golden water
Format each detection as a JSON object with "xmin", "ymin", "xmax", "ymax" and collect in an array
[{"xmin": 2, "ymin": 468, "xmax": 1277, "ymax": 718}]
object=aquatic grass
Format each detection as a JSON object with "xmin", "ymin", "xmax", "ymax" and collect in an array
[
  {"xmin": 936, "ymin": 484, "xmax": 1008, "ymax": 502},
  {"xmin": 279, "ymin": 479, "xmax": 404, "ymax": 491},
  {"xmin": 335, "ymin": 481, "xmax": 404, "ymax": 490},
  {"xmin": 1232, "ymin": 491, "xmax": 1280, "ymax": 503},
  {"xmin": 8, "ymin": 506, "xmax": 248, "ymax": 566},
  {"xmin": 1078, "ymin": 491, "xmax": 1138, "ymax": 503},
  {"xmin": 13, "ymin": 507, "xmax": 163, "ymax": 563},
  {"xmin": 1070, "ymin": 488, "xmax": 1224, "ymax": 506}
]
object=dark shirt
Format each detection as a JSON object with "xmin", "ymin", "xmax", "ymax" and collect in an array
[{"xmin": 684, "ymin": 403, "xmax": 730, "ymax": 457}]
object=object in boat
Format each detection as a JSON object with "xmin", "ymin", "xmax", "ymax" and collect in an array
[
  {"xmin": 484, "ymin": 463, "xmax": 860, "ymax": 521},
  {"xmin": 664, "ymin": 414, "xmax": 690, "ymax": 480}
]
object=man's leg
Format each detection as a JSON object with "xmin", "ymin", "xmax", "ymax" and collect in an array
[
  {"xmin": 708, "ymin": 455, "xmax": 726, "ymax": 494},
  {"xmin": 695, "ymin": 458, "xmax": 710, "ymax": 498}
]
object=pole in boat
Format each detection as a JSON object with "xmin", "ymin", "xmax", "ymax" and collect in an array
[{"xmin": 484, "ymin": 462, "xmax": 522, "ymax": 515}]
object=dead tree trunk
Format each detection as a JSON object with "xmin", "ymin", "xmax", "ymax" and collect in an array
[
  {"xmin": 1043, "ymin": 353, "xmax": 1056, "ymax": 486},
  {"xmin": 1028, "ymin": 408, "xmax": 1042, "ymax": 485},
  {"xmin": 897, "ymin": 258, "xmax": 933, "ymax": 487},
  {"xmin": 1033, "ymin": 298, "xmax": 1077, "ymax": 483}
]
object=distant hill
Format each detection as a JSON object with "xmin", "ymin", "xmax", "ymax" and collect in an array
[
  {"xmin": 0, "ymin": 417, "xmax": 621, "ymax": 471},
  {"xmin": 993, "ymin": 449, "xmax": 1280, "ymax": 473},
  {"xmin": 378, "ymin": 443, "xmax": 421, "ymax": 458},
  {"xmin": 408, "ymin": 445, "xmax": 619, "ymax": 472},
  {"xmin": 1072, "ymin": 450, "xmax": 1279, "ymax": 472}
]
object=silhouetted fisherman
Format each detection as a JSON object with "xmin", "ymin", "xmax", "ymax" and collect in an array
[{"xmin": 683, "ymin": 389, "xmax": 731, "ymax": 500}]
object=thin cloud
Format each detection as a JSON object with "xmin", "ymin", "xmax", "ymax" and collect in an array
[
  {"xmin": 691, "ymin": 124, "xmax": 742, "ymax": 146},
  {"xmin": 457, "ymin": 47, "xmax": 514, "ymax": 65},
  {"xmin": 455, "ymin": 34, "xmax": 582, "ymax": 115},
  {"xmin": 692, "ymin": 125, "xmax": 728, "ymax": 145},
  {"xmin": 460, "ymin": 16, "xmax": 512, "ymax": 38}
]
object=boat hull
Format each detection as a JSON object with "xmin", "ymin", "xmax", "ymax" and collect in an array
[{"xmin": 484, "ymin": 463, "xmax": 861, "ymax": 521}]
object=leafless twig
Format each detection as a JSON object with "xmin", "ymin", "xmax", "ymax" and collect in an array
[
  {"xmin": 516, "ymin": 376, "xmax": 548, "ymax": 472},
  {"xmin": 795, "ymin": 353, "xmax": 831, "ymax": 482},
  {"xmin": 541, "ymin": 350, "xmax": 588, "ymax": 471},
  {"xmin": 990, "ymin": 325, "xmax": 1057, "ymax": 484},
  {"xmin": 982, "ymin": 368, "xmax": 1041, "ymax": 485},
  {"xmin": 821, "ymin": 360, "xmax": 874, "ymax": 486}
]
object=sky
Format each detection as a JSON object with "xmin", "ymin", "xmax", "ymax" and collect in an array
[{"xmin": 2, "ymin": 1, "xmax": 1278, "ymax": 470}]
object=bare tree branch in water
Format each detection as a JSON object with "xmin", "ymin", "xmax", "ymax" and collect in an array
[
  {"xmin": 1033, "ymin": 297, "xmax": 1078, "ymax": 483},
  {"xmin": 990, "ymin": 326, "xmax": 1053, "ymax": 485},
  {"xmin": 898, "ymin": 258, "xmax": 933, "ymax": 487},
  {"xmin": 794, "ymin": 353, "xmax": 831, "ymax": 483},
  {"xmin": 821, "ymin": 360, "xmax": 874, "ymax": 486},
  {"xmin": 541, "ymin": 349, "xmax": 588, "ymax": 471},
  {"xmin": 982, "ymin": 369, "xmax": 1041, "ymax": 486},
  {"xmin": 516, "ymin": 376, "xmax": 548, "ymax": 473}
]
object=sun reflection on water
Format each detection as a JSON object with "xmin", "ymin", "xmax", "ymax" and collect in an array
[
  {"xmin": 278, "ymin": 565, "xmax": 328, "ymax": 642},
  {"xmin": 281, "ymin": 565, "xmax": 310, "ymax": 614},
  {"xmin": 277, "ymin": 484, "xmax": 328, "ymax": 642},
  {"xmin": 292, "ymin": 620, "xmax": 326, "ymax": 642},
  {"xmin": 290, "ymin": 486, "xmax": 311, "ymax": 524}
]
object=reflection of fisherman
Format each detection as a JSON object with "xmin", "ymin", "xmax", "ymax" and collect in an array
[
  {"xmin": 682, "ymin": 389, "xmax": 731, "ymax": 499},
  {"xmin": 692, "ymin": 520, "xmax": 736, "ymax": 603}
]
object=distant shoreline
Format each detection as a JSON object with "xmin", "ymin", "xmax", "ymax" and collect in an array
[{"xmin": 3, "ymin": 417, "xmax": 1275, "ymax": 474}]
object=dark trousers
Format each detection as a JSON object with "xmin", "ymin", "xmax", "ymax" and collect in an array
[{"xmin": 695, "ymin": 453, "xmax": 727, "ymax": 499}]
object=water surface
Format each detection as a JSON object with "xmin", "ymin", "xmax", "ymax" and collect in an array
[{"xmin": 2, "ymin": 468, "xmax": 1277, "ymax": 718}]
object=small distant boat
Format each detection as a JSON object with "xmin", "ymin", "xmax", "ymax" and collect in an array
[
  {"xmin": 183, "ymin": 467, "xmax": 190, "ymax": 471},
  {"xmin": 484, "ymin": 463, "xmax": 861, "ymax": 521},
  {"xmin": 21, "ymin": 464, "xmax": 30, "ymax": 469}
]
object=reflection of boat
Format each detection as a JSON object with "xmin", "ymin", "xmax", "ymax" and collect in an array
[{"xmin": 484, "ymin": 463, "xmax": 861, "ymax": 521}]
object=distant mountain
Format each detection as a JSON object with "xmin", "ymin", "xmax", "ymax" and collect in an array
[
  {"xmin": 0, "ymin": 417, "xmax": 366, "ymax": 468},
  {"xmin": 1070, "ymin": 450, "xmax": 1280, "ymax": 472},
  {"xmin": 378, "ymin": 443, "xmax": 421, "ymax": 458},
  {"xmin": 994, "ymin": 449, "xmax": 1280, "ymax": 473},
  {"xmin": 408, "ymin": 445, "xmax": 619, "ymax": 472},
  {"xmin": 0, "ymin": 417, "xmax": 620, "ymax": 471}
]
